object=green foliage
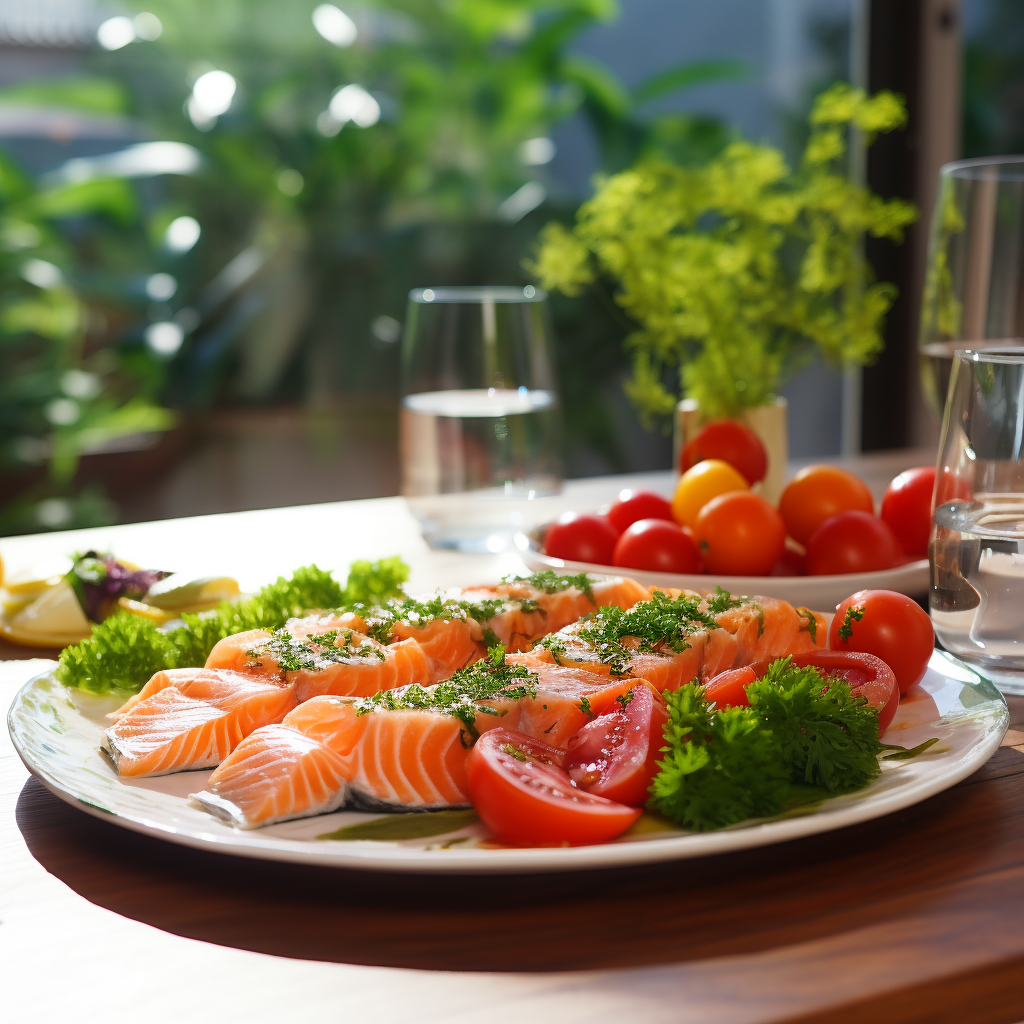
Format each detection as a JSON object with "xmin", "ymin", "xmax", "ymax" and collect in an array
[
  {"xmin": 56, "ymin": 557, "xmax": 409, "ymax": 693},
  {"xmin": 648, "ymin": 657, "xmax": 882, "ymax": 831},
  {"xmin": 648, "ymin": 684, "xmax": 789, "ymax": 830},
  {"xmin": 747, "ymin": 658, "xmax": 882, "ymax": 792},
  {"xmin": 530, "ymin": 82, "xmax": 918, "ymax": 421},
  {"xmin": 0, "ymin": 149, "xmax": 173, "ymax": 533}
]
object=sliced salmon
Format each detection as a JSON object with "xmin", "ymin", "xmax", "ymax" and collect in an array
[
  {"xmin": 101, "ymin": 670, "xmax": 297, "ymax": 777},
  {"xmin": 189, "ymin": 724, "xmax": 351, "ymax": 828},
  {"xmin": 205, "ymin": 624, "xmax": 433, "ymax": 702},
  {"xmin": 496, "ymin": 573, "xmax": 651, "ymax": 637},
  {"xmin": 711, "ymin": 595, "xmax": 827, "ymax": 665}
]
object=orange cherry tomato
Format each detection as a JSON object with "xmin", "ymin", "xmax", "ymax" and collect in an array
[
  {"xmin": 692, "ymin": 491, "xmax": 786, "ymax": 576},
  {"xmin": 671, "ymin": 459, "xmax": 749, "ymax": 529},
  {"xmin": 779, "ymin": 465, "xmax": 875, "ymax": 546}
]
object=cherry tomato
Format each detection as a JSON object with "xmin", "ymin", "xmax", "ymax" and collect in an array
[
  {"xmin": 828, "ymin": 590, "xmax": 935, "ymax": 695},
  {"xmin": 779, "ymin": 465, "xmax": 875, "ymax": 546},
  {"xmin": 671, "ymin": 459, "xmax": 749, "ymax": 529},
  {"xmin": 467, "ymin": 728, "xmax": 642, "ymax": 845},
  {"xmin": 563, "ymin": 685, "xmax": 668, "ymax": 806},
  {"xmin": 681, "ymin": 419, "xmax": 768, "ymax": 484},
  {"xmin": 881, "ymin": 466, "xmax": 936, "ymax": 558},
  {"xmin": 612, "ymin": 519, "xmax": 703, "ymax": 574},
  {"xmin": 805, "ymin": 511, "xmax": 902, "ymax": 575},
  {"xmin": 606, "ymin": 489, "xmax": 675, "ymax": 534},
  {"xmin": 544, "ymin": 512, "xmax": 618, "ymax": 565},
  {"xmin": 770, "ymin": 544, "xmax": 807, "ymax": 577},
  {"xmin": 704, "ymin": 666, "xmax": 755, "ymax": 708},
  {"xmin": 692, "ymin": 491, "xmax": 785, "ymax": 576}
]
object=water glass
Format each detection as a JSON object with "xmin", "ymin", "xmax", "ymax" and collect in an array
[
  {"xmin": 919, "ymin": 157, "xmax": 1024, "ymax": 419},
  {"xmin": 930, "ymin": 347, "xmax": 1024, "ymax": 693},
  {"xmin": 399, "ymin": 286, "xmax": 562, "ymax": 552}
]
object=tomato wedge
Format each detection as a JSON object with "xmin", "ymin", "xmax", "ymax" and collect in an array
[
  {"xmin": 704, "ymin": 666, "xmax": 756, "ymax": 708},
  {"xmin": 467, "ymin": 728, "xmax": 642, "ymax": 845},
  {"xmin": 750, "ymin": 650, "xmax": 900, "ymax": 736},
  {"xmin": 562, "ymin": 685, "xmax": 668, "ymax": 806}
]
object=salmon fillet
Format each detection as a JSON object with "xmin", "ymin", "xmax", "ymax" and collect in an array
[
  {"xmin": 101, "ymin": 669, "xmax": 297, "ymax": 777},
  {"xmin": 189, "ymin": 724, "xmax": 351, "ymax": 828}
]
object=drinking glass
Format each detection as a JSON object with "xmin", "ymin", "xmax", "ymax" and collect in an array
[
  {"xmin": 399, "ymin": 286, "xmax": 562, "ymax": 552},
  {"xmin": 919, "ymin": 157, "xmax": 1024, "ymax": 419},
  {"xmin": 930, "ymin": 347, "xmax": 1024, "ymax": 694}
]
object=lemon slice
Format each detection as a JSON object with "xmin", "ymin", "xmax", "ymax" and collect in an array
[
  {"xmin": 145, "ymin": 574, "xmax": 240, "ymax": 610},
  {"xmin": 3, "ymin": 556, "xmax": 72, "ymax": 597},
  {"xmin": 117, "ymin": 597, "xmax": 177, "ymax": 624},
  {"xmin": 8, "ymin": 579, "xmax": 91, "ymax": 641}
]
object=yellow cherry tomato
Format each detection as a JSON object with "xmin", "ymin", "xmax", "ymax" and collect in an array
[{"xmin": 671, "ymin": 459, "xmax": 749, "ymax": 528}]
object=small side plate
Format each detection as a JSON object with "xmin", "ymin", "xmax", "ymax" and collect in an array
[{"xmin": 516, "ymin": 529, "xmax": 929, "ymax": 610}]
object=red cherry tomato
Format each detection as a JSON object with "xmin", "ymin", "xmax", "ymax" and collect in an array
[
  {"xmin": 805, "ymin": 511, "xmax": 902, "ymax": 575},
  {"xmin": 693, "ymin": 492, "xmax": 786, "ymax": 576},
  {"xmin": 606, "ymin": 489, "xmax": 675, "ymax": 534},
  {"xmin": 612, "ymin": 519, "xmax": 704, "ymax": 574},
  {"xmin": 704, "ymin": 666, "xmax": 755, "ymax": 708},
  {"xmin": 467, "ymin": 729, "xmax": 642, "ymax": 845},
  {"xmin": 681, "ymin": 419, "xmax": 768, "ymax": 484},
  {"xmin": 881, "ymin": 466, "xmax": 936, "ymax": 558},
  {"xmin": 563, "ymin": 685, "xmax": 668, "ymax": 807},
  {"xmin": 770, "ymin": 544, "xmax": 807, "ymax": 577},
  {"xmin": 544, "ymin": 512, "xmax": 618, "ymax": 565},
  {"xmin": 828, "ymin": 590, "xmax": 934, "ymax": 696}
]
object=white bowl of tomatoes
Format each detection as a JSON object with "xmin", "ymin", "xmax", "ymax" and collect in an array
[{"xmin": 520, "ymin": 422, "xmax": 933, "ymax": 610}]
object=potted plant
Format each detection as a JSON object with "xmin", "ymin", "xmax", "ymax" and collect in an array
[{"xmin": 528, "ymin": 82, "xmax": 916, "ymax": 498}]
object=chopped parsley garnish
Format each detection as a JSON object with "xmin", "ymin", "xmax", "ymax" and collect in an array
[
  {"xmin": 578, "ymin": 695, "xmax": 593, "ymax": 717},
  {"xmin": 502, "ymin": 742, "xmax": 529, "ymax": 762},
  {"xmin": 359, "ymin": 594, "xmax": 512, "ymax": 643},
  {"xmin": 503, "ymin": 570, "xmax": 596, "ymax": 603},
  {"xmin": 648, "ymin": 658, "xmax": 882, "ymax": 831},
  {"xmin": 56, "ymin": 559, "xmax": 408, "ymax": 694},
  {"xmin": 541, "ymin": 590, "xmax": 719, "ymax": 676},
  {"xmin": 353, "ymin": 644, "xmax": 537, "ymax": 740},
  {"xmin": 796, "ymin": 607, "xmax": 817, "ymax": 643},
  {"xmin": 245, "ymin": 629, "xmax": 385, "ymax": 672},
  {"xmin": 616, "ymin": 689, "xmax": 635, "ymax": 708},
  {"xmin": 838, "ymin": 604, "xmax": 865, "ymax": 641},
  {"xmin": 705, "ymin": 586, "xmax": 744, "ymax": 615}
]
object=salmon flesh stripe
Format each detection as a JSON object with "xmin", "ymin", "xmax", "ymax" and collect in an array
[
  {"xmin": 188, "ymin": 671, "xmax": 664, "ymax": 827},
  {"xmin": 101, "ymin": 669, "xmax": 297, "ymax": 777}
]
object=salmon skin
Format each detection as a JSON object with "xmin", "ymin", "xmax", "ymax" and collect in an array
[{"xmin": 101, "ymin": 668, "xmax": 297, "ymax": 777}]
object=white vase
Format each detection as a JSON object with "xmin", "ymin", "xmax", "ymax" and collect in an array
[{"xmin": 673, "ymin": 397, "xmax": 789, "ymax": 505}]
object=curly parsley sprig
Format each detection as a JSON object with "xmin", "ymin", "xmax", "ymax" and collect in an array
[{"xmin": 648, "ymin": 658, "xmax": 882, "ymax": 831}]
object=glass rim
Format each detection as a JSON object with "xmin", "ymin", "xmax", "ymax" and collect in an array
[
  {"xmin": 940, "ymin": 155, "xmax": 1024, "ymax": 181},
  {"xmin": 954, "ymin": 345, "xmax": 1024, "ymax": 364},
  {"xmin": 408, "ymin": 286, "xmax": 547, "ymax": 304}
]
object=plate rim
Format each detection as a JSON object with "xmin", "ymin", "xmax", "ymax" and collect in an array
[
  {"xmin": 516, "ymin": 533, "xmax": 929, "ymax": 597},
  {"xmin": 8, "ymin": 653, "xmax": 1009, "ymax": 875}
]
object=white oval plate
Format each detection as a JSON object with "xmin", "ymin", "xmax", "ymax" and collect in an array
[
  {"xmin": 8, "ymin": 652, "xmax": 1007, "ymax": 874},
  {"xmin": 516, "ymin": 532, "xmax": 929, "ymax": 611}
]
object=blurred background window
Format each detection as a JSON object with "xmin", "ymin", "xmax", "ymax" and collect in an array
[{"xmin": 0, "ymin": 0, "xmax": 1014, "ymax": 533}]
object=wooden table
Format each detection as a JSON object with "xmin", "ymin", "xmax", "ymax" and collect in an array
[{"xmin": 5, "ymin": 455, "xmax": 1024, "ymax": 1023}]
